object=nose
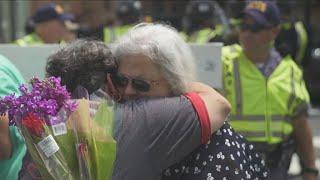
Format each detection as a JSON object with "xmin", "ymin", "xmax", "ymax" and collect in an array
[
  {"xmin": 239, "ymin": 30, "xmax": 251, "ymax": 40},
  {"xmin": 123, "ymin": 81, "xmax": 138, "ymax": 97},
  {"xmin": 240, "ymin": 29, "xmax": 250, "ymax": 35}
]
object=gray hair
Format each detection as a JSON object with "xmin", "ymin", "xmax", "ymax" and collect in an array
[{"xmin": 113, "ymin": 22, "xmax": 196, "ymax": 95}]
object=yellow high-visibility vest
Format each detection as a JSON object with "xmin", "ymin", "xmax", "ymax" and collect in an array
[
  {"xmin": 294, "ymin": 21, "xmax": 308, "ymax": 64},
  {"xmin": 14, "ymin": 33, "xmax": 43, "ymax": 46},
  {"xmin": 280, "ymin": 21, "xmax": 308, "ymax": 65},
  {"xmin": 223, "ymin": 44, "xmax": 310, "ymax": 150},
  {"xmin": 187, "ymin": 25, "xmax": 224, "ymax": 44},
  {"xmin": 103, "ymin": 25, "xmax": 134, "ymax": 43}
]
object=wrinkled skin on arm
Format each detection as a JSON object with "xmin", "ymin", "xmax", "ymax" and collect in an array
[{"xmin": 187, "ymin": 82, "xmax": 231, "ymax": 134}]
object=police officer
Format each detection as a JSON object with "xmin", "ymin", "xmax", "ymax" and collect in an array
[
  {"xmin": 24, "ymin": 17, "xmax": 36, "ymax": 35},
  {"xmin": 275, "ymin": 2, "xmax": 309, "ymax": 66},
  {"xmin": 222, "ymin": 0, "xmax": 246, "ymax": 45},
  {"xmin": 182, "ymin": 0, "xmax": 229, "ymax": 44},
  {"xmin": 103, "ymin": 0, "xmax": 142, "ymax": 43},
  {"xmin": 15, "ymin": 3, "xmax": 78, "ymax": 45},
  {"xmin": 223, "ymin": 1, "xmax": 318, "ymax": 179}
]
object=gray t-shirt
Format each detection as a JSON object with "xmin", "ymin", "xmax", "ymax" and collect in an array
[{"xmin": 112, "ymin": 95, "xmax": 203, "ymax": 180}]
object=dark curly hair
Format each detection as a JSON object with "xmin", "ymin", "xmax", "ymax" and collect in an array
[{"xmin": 46, "ymin": 39, "xmax": 116, "ymax": 94}]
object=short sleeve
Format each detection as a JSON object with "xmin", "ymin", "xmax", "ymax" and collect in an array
[
  {"xmin": 0, "ymin": 126, "xmax": 27, "ymax": 179},
  {"xmin": 290, "ymin": 66, "xmax": 311, "ymax": 117},
  {"xmin": 0, "ymin": 72, "xmax": 21, "ymax": 98},
  {"xmin": 114, "ymin": 96, "xmax": 203, "ymax": 178},
  {"xmin": 0, "ymin": 55, "xmax": 25, "ymax": 98},
  {"xmin": 141, "ymin": 96, "xmax": 202, "ymax": 169}
]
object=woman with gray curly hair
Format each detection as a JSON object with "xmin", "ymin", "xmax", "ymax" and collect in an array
[
  {"xmin": 112, "ymin": 23, "xmax": 269, "ymax": 180},
  {"xmin": 113, "ymin": 23, "xmax": 196, "ymax": 97}
]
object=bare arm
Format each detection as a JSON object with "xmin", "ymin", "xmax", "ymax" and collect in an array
[
  {"xmin": 188, "ymin": 82, "xmax": 231, "ymax": 134},
  {"xmin": 292, "ymin": 114, "xmax": 317, "ymax": 180},
  {"xmin": 0, "ymin": 113, "xmax": 12, "ymax": 160}
]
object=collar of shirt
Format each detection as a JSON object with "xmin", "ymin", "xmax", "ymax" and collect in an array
[{"xmin": 257, "ymin": 48, "xmax": 282, "ymax": 78}]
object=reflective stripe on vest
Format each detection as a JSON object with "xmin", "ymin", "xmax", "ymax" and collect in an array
[
  {"xmin": 233, "ymin": 60, "xmax": 242, "ymax": 115},
  {"xmin": 287, "ymin": 66, "xmax": 295, "ymax": 111},
  {"xmin": 294, "ymin": 21, "xmax": 308, "ymax": 64},
  {"xmin": 188, "ymin": 28, "xmax": 217, "ymax": 44},
  {"xmin": 104, "ymin": 25, "xmax": 133, "ymax": 43},
  {"xmin": 230, "ymin": 114, "xmax": 290, "ymax": 122},
  {"xmin": 104, "ymin": 27, "xmax": 116, "ymax": 43}
]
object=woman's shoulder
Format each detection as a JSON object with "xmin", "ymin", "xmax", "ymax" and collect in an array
[{"xmin": 163, "ymin": 122, "xmax": 269, "ymax": 179}]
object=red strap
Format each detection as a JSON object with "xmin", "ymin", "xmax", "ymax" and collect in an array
[{"xmin": 185, "ymin": 92, "xmax": 211, "ymax": 144}]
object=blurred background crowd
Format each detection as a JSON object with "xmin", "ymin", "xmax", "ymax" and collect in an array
[{"xmin": 0, "ymin": 0, "xmax": 320, "ymax": 107}]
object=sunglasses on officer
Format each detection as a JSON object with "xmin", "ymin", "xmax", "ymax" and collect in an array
[
  {"xmin": 240, "ymin": 23, "xmax": 271, "ymax": 33},
  {"xmin": 111, "ymin": 73, "xmax": 162, "ymax": 92}
]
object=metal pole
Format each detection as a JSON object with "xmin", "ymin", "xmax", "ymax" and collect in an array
[
  {"xmin": 12, "ymin": 0, "xmax": 31, "ymax": 41},
  {"xmin": 0, "ymin": 0, "xmax": 12, "ymax": 42}
]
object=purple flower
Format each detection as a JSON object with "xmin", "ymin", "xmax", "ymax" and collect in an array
[{"xmin": 0, "ymin": 77, "xmax": 78, "ymax": 125}]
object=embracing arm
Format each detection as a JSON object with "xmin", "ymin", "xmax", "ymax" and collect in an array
[
  {"xmin": 292, "ymin": 114, "xmax": 317, "ymax": 180},
  {"xmin": 188, "ymin": 82, "xmax": 231, "ymax": 133},
  {"xmin": 0, "ymin": 113, "xmax": 12, "ymax": 160},
  {"xmin": 0, "ymin": 58, "xmax": 25, "ymax": 160},
  {"xmin": 115, "ymin": 84, "xmax": 231, "ymax": 170}
]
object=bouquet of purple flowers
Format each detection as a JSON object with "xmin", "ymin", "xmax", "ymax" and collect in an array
[
  {"xmin": 0, "ymin": 77, "xmax": 117, "ymax": 180},
  {"xmin": 0, "ymin": 77, "xmax": 77, "ymax": 179}
]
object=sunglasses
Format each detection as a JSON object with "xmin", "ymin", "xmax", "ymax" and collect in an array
[
  {"xmin": 111, "ymin": 73, "xmax": 160, "ymax": 92},
  {"xmin": 240, "ymin": 23, "xmax": 270, "ymax": 33}
]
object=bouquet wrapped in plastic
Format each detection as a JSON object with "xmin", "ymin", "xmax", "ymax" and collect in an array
[
  {"xmin": 63, "ymin": 86, "xmax": 117, "ymax": 180},
  {"xmin": 0, "ymin": 77, "xmax": 116, "ymax": 180}
]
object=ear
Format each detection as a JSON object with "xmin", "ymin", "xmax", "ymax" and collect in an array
[
  {"xmin": 271, "ymin": 25, "xmax": 281, "ymax": 39},
  {"xmin": 106, "ymin": 74, "xmax": 122, "ymax": 101}
]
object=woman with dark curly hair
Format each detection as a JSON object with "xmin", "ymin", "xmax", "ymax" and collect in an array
[{"xmin": 45, "ymin": 39, "xmax": 117, "ymax": 99}]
